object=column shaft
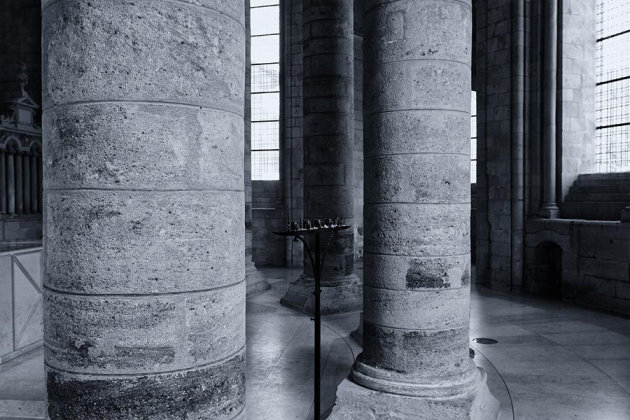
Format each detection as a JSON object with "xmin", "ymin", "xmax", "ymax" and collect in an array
[
  {"xmin": 282, "ymin": 0, "xmax": 361, "ymax": 315},
  {"xmin": 331, "ymin": 0, "xmax": 499, "ymax": 417},
  {"xmin": 540, "ymin": 0, "xmax": 559, "ymax": 217},
  {"xmin": 42, "ymin": 1, "xmax": 246, "ymax": 418}
]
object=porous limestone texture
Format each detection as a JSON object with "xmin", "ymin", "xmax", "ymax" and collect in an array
[
  {"xmin": 281, "ymin": 0, "xmax": 361, "ymax": 315},
  {"xmin": 331, "ymin": 0, "xmax": 499, "ymax": 417},
  {"xmin": 42, "ymin": 0, "xmax": 246, "ymax": 418},
  {"xmin": 244, "ymin": 0, "xmax": 270, "ymax": 297}
]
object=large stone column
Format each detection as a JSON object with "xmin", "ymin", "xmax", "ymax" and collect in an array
[
  {"xmin": 244, "ymin": 0, "xmax": 270, "ymax": 297},
  {"xmin": 42, "ymin": 1, "xmax": 246, "ymax": 418},
  {"xmin": 281, "ymin": 0, "xmax": 361, "ymax": 315},
  {"xmin": 331, "ymin": 0, "xmax": 499, "ymax": 418}
]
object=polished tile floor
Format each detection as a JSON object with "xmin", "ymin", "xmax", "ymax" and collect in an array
[{"xmin": 1, "ymin": 267, "xmax": 629, "ymax": 419}]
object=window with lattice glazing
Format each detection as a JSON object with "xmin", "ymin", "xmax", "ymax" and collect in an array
[
  {"xmin": 250, "ymin": 0, "xmax": 280, "ymax": 180},
  {"xmin": 596, "ymin": 0, "xmax": 630, "ymax": 172}
]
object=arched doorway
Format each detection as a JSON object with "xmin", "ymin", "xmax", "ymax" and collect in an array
[{"xmin": 531, "ymin": 241, "xmax": 563, "ymax": 298}]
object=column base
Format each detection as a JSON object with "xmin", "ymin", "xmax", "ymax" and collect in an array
[
  {"xmin": 537, "ymin": 205, "xmax": 560, "ymax": 218},
  {"xmin": 329, "ymin": 367, "xmax": 499, "ymax": 420},
  {"xmin": 280, "ymin": 274, "xmax": 362, "ymax": 315},
  {"xmin": 245, "ymin": 263, "xmax": 271, "ymax": 297}
]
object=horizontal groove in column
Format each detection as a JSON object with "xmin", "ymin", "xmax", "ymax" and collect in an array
[
  {"xmin": 44, "ymin": 187, "xmax": 244, "ymax": 193},
  {"xmin": 364, "ymin": 283, "xmax": 470, "ymax": 293},
  {"xmin": 303, "ymin": 18, "xmax": 352, "ymax": 27},
  {"xmin": 364, "ymin": 108, "xmax": 470, "ymax": 117},
  {"xmin": 373, "ymin": 57, "xmax": 470, "ymax": 68},
  {"xmin": 364, "ymin": 0, "xmax": 472, "ymax": 15},
  {"xmin": 304, "ymin": 53, "xmax": 354, "ymax": 60},
  {"xmin": 43, "ymin": 278, "xmax": 245, "ymax": 298},
  {"xmin": 42, "ymin": 0, "xmax": 245, "ymax": 29},
  {"xmin": 365, "ymin": 152, "xmax": 470, "ymax": 158},
  {"xmin": 365, "ymin": 251, "xmax": 469, "ymax": 258},
  {"xmin": 44, "ymin": 345, "xmax": 245, "ymax": 378},
  {"xmin": 365, "ymin": 202, "xmax": 470, "ymax": 206},
  {"xmin": 364, "ymin": 320, "xmax": 466, "ymax": 334},
  {"xmin": 365, "ymin": 201, "xmax": 471, "ymax": 205},
  {"xmin": 43, "ymin": 100, "xmax": 243, "ymax": 118}
]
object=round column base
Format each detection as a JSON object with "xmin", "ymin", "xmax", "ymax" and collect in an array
[
  {"xmin": 280, "ymin": 274, "xmax": 362, "ymax": 315},
  {"xmin": 329, "ymin": 367, "xmax": 499, "ymax": 420}
]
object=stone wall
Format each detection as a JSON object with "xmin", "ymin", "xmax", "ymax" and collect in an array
[
  {"xmin": 252, "ymin": 180, "xmax": 285, "ymax": 267},
  {"xmin": 526, "ymin": 219, "xmax": 630, "ymax": 317},
  {"xmin": 475, "ymin": 0, "xmax": 598, "ymax": 290},
  {"xmin": 475, "ymin": 0, "xmax": 513, "ymax": 288}
]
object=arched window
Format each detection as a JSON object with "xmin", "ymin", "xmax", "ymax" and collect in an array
[
  {"xmin": 595, "ymin": 0, "xmax": 630, "ymax": 172},
  {"xmin": 251, "ymin": 0, "xmax": 280, "ymax": 180}
]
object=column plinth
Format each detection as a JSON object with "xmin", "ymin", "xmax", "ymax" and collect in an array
[
  {"xmin": 281, "ymin": 0, "xmax": 361, "ymax": 315},
  {"xmin": 330, "ymin": 0, "xmax": 499, "ymax": 417},
  {"xmin": 42, "ymin": 1, "xmax": 246, "ymax": 418}
]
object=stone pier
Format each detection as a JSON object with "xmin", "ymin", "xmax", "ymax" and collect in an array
[
  {"xmin": 281, "ymin": 0, "xmax": 361, "ymax": 315},
  {"xmin": 42, "ymin": 1, "xmax": 246, "ymax": 418},
  {"xmin": 331, "ymin": 0, "xmax": 499, "ymax": 418}
]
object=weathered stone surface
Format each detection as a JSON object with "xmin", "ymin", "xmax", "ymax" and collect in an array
[
  {"xmin": 42, "ymin": 0, "xmax": 246, "ymax": 417},
  {"xmin": 364, "ymin": 111, "xmax": 470, "ymax": 157},
  {"xmin": 46, "ymin": 350, "xmax": 246, "ymax": 420},
  {"xmin": 365, "ymin": 154, "xmax": 469, "ymax": 204},
  {"xmin": 364, "ymin": 286, "xmax": 470, "ymax": 331},
  {"xmin": 364, "ymin": 253, "xmax": 471, "ymax": 290},
  {"xmin": 364, "ymin": 203, "xmax": 470, "ymax": 256},
  {"xmin": 45, "ymin": 190, "xmax": 244, "ymax": 294},
  {"xmin": 361, "ymin": 322, "xmax": 470, "ymax": 377},
  {"xmin": 42, "ymin": 0, "xmax": 244, "ymax": 114},
  {"xmin": 44, "ymin": 282, "xmax": 245, "ymax": 374},
  {"xmin": 43, "ymin": 103, "xmax": 244, "ymax": 191},
  {"xmin": 332, "ymin": 0, "xmax": 497, "ymax": 416}
]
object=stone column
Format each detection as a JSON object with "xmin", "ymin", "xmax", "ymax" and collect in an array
[
  {"xmin": 331, "ymin": 0, "xmax": 499, "ymax": 418},
  {"xmin": 42, "ymin": 1, "xmax": 246, "ymax": 418},
  {"xmin": 539, "ymin": 0, "xmax": 559, "ymax": 218},
  {"xmin": 245, "ymin": 0, "xmax": 270, "ymax": 297},
  {"xmin": 281, "ymin": 0, "xmax": 361, "ymax": 315}
]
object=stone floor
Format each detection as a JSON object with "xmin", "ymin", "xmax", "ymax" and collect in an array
[{"xmin": 1, "ymin": 267, "xmax": 630, "ymax": 419}]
